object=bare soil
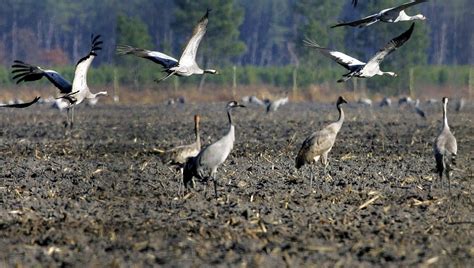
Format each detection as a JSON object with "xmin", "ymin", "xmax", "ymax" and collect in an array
[{"xmin": 0, "ymin": 101, "xmax": 472, "ymax": 267}]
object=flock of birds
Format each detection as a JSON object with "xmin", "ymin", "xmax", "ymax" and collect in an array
[{"xmin": 1, "ymin": 0, "xmax": 462, "ymax": 197}]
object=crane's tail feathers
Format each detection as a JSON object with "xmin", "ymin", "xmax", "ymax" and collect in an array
[
  {"xmin": 451, "ymin": 153, "xmax": 457, "ymax": 166},
  {"xmin": 302, "ymin": 37, "xmax": 323, "ymax": 48},
  {"xmin": 116, "ymin": 45, "xmax": 138, "ymax": 55},
  {"xmin": 295, "ymin": 155, "xmax": 304, "ymax": 169},
  {"xmin": 91, "ymin": 34, "xmax": 103, "ymax": 52}
]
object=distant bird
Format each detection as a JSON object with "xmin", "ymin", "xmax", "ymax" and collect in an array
[
  {"xmin": 433, "ymin": 97, "xmax": 457, "ymax": 192},
  {"xmin": 379, "ymin": 97, "xmax": 392, "ymax": 107},
  {"xmin": 12, "ymin": 34, "xmax": 107, "ymax": 128},
  {"xmin": 242, "ymin": 95, "xmax": 266, "ymax": 107},
  {"xmin": 304, "ymin": 23, "xmax": 415, "ymax": 83},
  {"xmin": 0, "ymin": 96, "xmax": 40, "ymax": 108},
  {"xmin": 183, "ymin": 101, "xmax": 245, "ymax": 198},
  {"xmin": 266, "ymin": 95, "xmax": 289, "ymax": 113},
  {"xmin": 51, "ymin": 99, "xmax": 69, "ymax": 111},
  {"xmin": 414, "ymin": 99, "xmax": 426, "ymax": 118},
  {"xmin": 117, "ymin": 9, "xmax": 218, "ymax": 83},
  {"xmin": 455, "ymin": 98, "xmax": 465, "ymax": 112},
  {"xmin": 358, "ymin": 98, "xmax": 372, "ymax": 107},
  {"xmin": 296, "ymin": 96, "xmax": 347, "ymax": 189},
  {"xmin": 398, "ymin": 96, "xmax": 415, "ymax": 106},
  {"xmin": 332, "ymin": 0, "xmax": 427, "ymax": 28},
  {"xmin": 426, "ymin": 98, "xmax": 439, "ymax": 105}
]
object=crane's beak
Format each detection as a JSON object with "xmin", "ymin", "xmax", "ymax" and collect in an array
[{"xmin": 238, "ymin": 104, "xmax": 246, "ymax": 108}]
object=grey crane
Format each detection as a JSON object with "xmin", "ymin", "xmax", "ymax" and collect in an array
[
  {"xmin": 398, "ymin": 96, "xmax": 415, "ymax": 106},
  {"xmin": 455, "ymin": 98, "xmax": 465, "ymax": 112},
  {"xmin": 159, "ymin": 114, "xmax": 201, "ymax": 167},
  {"xmin": 358, "ymin": 97, "xmax": 372, "ymax": 107},
  {"xmin": 414, "ymin": 99, "xmax": 426, "ymax": 118},
  {"xmin": 304, "ymin": 23, "xmax": 415, "ymax": 83},
  {"xmin": 295, "ymin": 96, "xmax": 348, "ymax": 189},
  {"xmin": 183, "ymin": 101, "xmax": 245, "ymax": 198},
  {"xmin": 333, "ymin": 0, "xmax": 427, "ymax": 28},
  {"xmin": 158, "ymin": 115, "xmax": 201, "ymax": 193},
  {"xmin": 0, "ymin": 96, "xmax": 40, "ymax": 108},
  {"xmin": 11, "ymin": 34, "xmax": 107, "ymax": 128},
  {"xmin": 379, "ymin": 97, "xmax": 392, "ymax": 107},
  {"xmin": 433, "ymin": 97, "xmax": 457, "ymax": 192},
  {"xmin": 266, "ymin": 94, "xmax": 289, "ymax": 113},
  {"xmin": 117, "ymin": 9, "xmax": 218, "ymax": 83}
]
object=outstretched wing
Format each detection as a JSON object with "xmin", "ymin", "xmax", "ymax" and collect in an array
[
  {"xmin": 331, "ymin": 13, "xmax": 379, "ymax": 28},
  {"xmin": 11, "ymin": 60, "xmax": 72, "ymax": 94},
  {"xmin": 0, "ymin": 96, "xmax": 40, "ymax": 108},
  {"xmin": 179, "ymin": 9, "xmax": 210, "ymax": 67},
  {"xmin": 303, "ymin": 38, "xmax": 365, "ymax": 70},
  {"xmin": 365, "ymin": 23, "xmax": 415, "ymax": 67},
  {"xmin": 116, "ymin": 45, "xmax": 178, "ymax": 69},
  {"xmin": 383, "ymin": 0, "xmax": 428, "ymax": 16},
  {"xmin": 73, "ymin": 34, "xmax": 102, "ymax": 90}
]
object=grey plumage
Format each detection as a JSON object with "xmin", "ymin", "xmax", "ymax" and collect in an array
[
  {"xmin": 305, "ymin": 23, "xmax": 415, "ymax": 83},
  {"xmin": 379, "ymin": 97, "xmax": 392, "ymax": 107},
  {"xmin": 455, "ymin": 98, "xmax": 465, "ymax": 112},
  {"xmin": 433, "ymin": 97, "xmax": 457, "ymax": 192},
  {"xmin": 159, "ymin": 115, "xmax": 201, "ymax": 167},
  {"xmin": 266, "ymin": 95, "xmax": 289, "ymax": 113},
  {"xmin": 11, "ymin": 34, "xmax": 107, "ymax": 128},
  {"xmin": 333, "ymin": 0, "xmax": 427, "ymax": 28},
  {"xmin": 295, "ymin": 96, "xmax": 348, "ymax": 188},
  {"xmin": 117, "ymin": 9, "xmax": 218, "ymax": 82},
  {"xmin": 414, "ymin": 99, "xmax": 426, "ymax": 118},
  {"xmin": 183, "ymin": 101, "xmax": 245, "ymax": 198}
]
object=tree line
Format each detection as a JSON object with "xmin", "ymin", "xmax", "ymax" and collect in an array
[{"xmin": 0, "ymin": 0, "xmax": 472, "ymax": 92}]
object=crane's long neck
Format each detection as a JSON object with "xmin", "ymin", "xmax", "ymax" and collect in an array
[
  {"xmin": 335, "ymin": 104, "xmax": 345, "ymax": 132},
  {"xmin": 227, "ymin": 109, "xmax": 233, "ymax": 126},
  {"xmin": 443, "ymin": 101, "xmax": 449, "ymax": 130},
  {"xmin": 194, "ymin": 120, "xmax": 201, "ymax": 148}
]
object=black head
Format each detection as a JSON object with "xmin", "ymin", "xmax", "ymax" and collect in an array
[
  {"xmin": 442, "ymin": 97, "xmax": 448, "ymax": 104},
  {"xmin": 337, "ymin": 96, "xmax": 348, "ymax": 106},
  {"xmin": 226, "ymin": 101, "xmax": 246, "ymax": 109}
]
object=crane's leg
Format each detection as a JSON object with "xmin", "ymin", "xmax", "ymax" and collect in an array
[
  {"xmin": 446, "ymin": 169, "xmax": 451, "ymax": 195},
  {"xmin": 65, "ymin": 108, "xmax": 70, "ymax": 128},
  {"xmin": 309, "ymin": 165, "xmax": 314, "ymax": 190},
  {"xmin": 155, "ymin": 71, "xmax": 177, "ymax": 83},
  {"xmin": 70, "ymin": 106, "xmax": 75, "ymax": 129},
  {"xmin": 178, "ymin": 167, "xmax": 184, "ymax": 196}
]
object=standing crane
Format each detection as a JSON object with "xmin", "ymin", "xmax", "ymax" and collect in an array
[
  {"xmin": 183, "ymin": 101, "xmax": 245, "ymax": 198},
  {"xmin": 296, "ymin": 96, "xmax": 348, "ymax": 189},
  {"xmin": 433, "ymin": 97, "xmax": 457, "ymax": 192}
]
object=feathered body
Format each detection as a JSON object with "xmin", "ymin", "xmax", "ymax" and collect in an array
[
  {"xmin": 183, "ymin": 101, "xmax": 245, "ymax": 197},
  {"xmin": 333, "ymin": 0, "xmax": 427, "ymax": 28},
  {"xmin": 160, "ymin": 115, "xmax": 201, "ymax": 166},
  {"xmin": 433, "ymin": 97, "xmax": 457, "ymax": 190},
  {"xmin": 117, "ymin": 9, "xmax": 218, "ymax": 82},
  {"xmin": 305, "ymin": 23, "xmax": 415, "ymax": 83},
  {"xmin": 296, "ymin": 96, "xmax": 347, "ymax": 170}
]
